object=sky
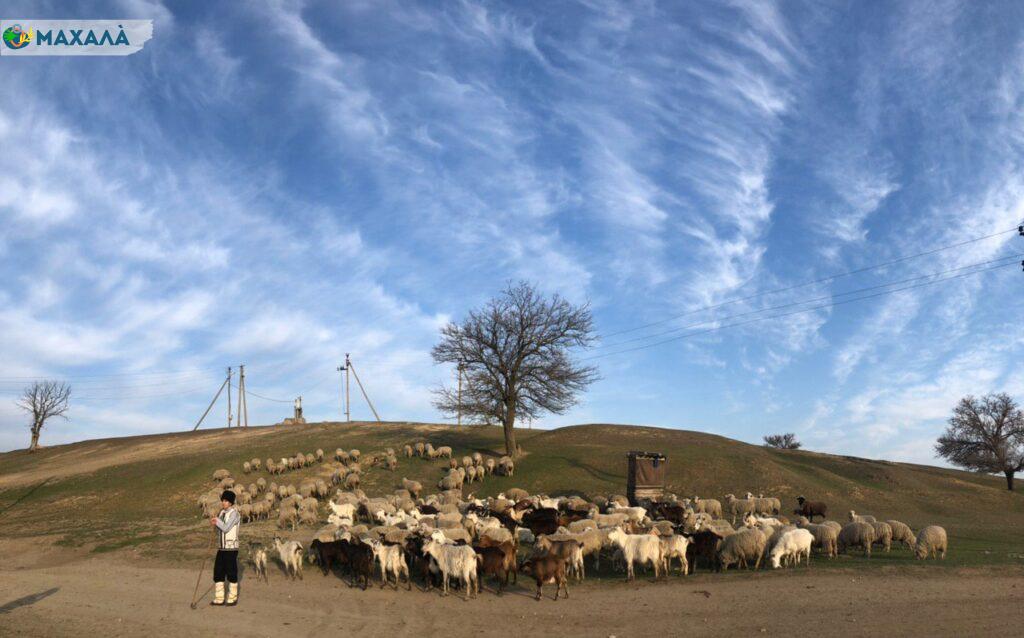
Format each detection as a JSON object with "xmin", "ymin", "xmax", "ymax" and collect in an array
[{"xmin": 2, "ymin": 1, "xmax": 1024, "ymax": 465}]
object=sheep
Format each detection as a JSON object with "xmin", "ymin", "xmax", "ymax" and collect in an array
[
  {"xmin": 716, "ymin": 527, "xmax": 767, "ymax": 571},
  {"xmin": 796, "ymin": 518, "xmax": 838, "ymax": 558},
  {"xmin": 497, "ymin": 456, "xmax": 515, "ymax": 476},
  {"xmin": 869, "ymin": 521, "xmax": 893, "ymax": 552},
  {"xmin": 461, "ymin": 455, "xmax": 473, "ymax": 469},
  {"xmin": 424, "ymin": 443, "xmax": 436, "ymax": 459},
  {"xmin": 251, "ymin": 458, "xmax": 261, "ymax": 472},
  {"xmin": 277, "ymin": 507, "xmax": 299, "ymax": 531},
  {"xmin": 349, "ymin": 449, "xmax": 361, "ymax": 461},
  {"xmin": 606, "ymin": 526, "xmax": 663, "ymax": 580},
  {"xmin": 519, "ymin": 555, "xmax": 569, "ymax": 601},
  {"xmin": 255, "ymin": 477, "xmax": 267, "ymax": 493},
  {"xmin": 422, "ymin": 536, "xmax": 479, "ymax": 599},
  {"xmin": 212, "ymin": 469, "xmax": 231, "ymax": 483},
  {"xmin": 504, "ymin": 487, "xmax": 530, "ymax": 502},
  {"xmin": 914, "ymin": 525, "xmax": 947, "ymax": 560},
  {"xmin": 273, "ymin": 537, "xmax": 304, "ymax": 580},
  {"xmin": 659, "ymin": 534, "xmax": 690, "ymax": 575},
  {"xmin": 242, "ymin": 461, "xmax": 251, "ymax": 474},
  {"xmin": 770, "ymin": 528, "xmax": 813, "ymax": 569},
  {"xmin": 848, "ymin": 510, "xmax": 876, "ymax": 524},
  {"xmin": 794, "ymin": 496, "xmax": 828, "ymax": 522},
  {"xmin": 414, "ymin": 442, "xmax": 426, "ymax": 458},
  {"xmin": 314, "ymin": 448, "xmax": 324, "ymax": 463},
  {"xmin": 607, "ymin": 502, "xmax": 647, "ymax": 524},
  {"xmin": 484, "ymin": 458, "xmax": 496, "ymax": 475},
  {"xmin": 471, "ymin": 451, "xmax": 483, "ymax": 466},
  {"xmin": 692, "ymin": 496, "xmax": 723, "ymax": 519},
  {"xmin": 724, "ymin": 494, "xmax": 757, "ymax": 525},
  {"xmin": 887, "ymin": 520, "xmax": 915, "ymax": 551},
  {"xmin": 434, "ymin": 445, "xmax": 452, "ymax": 459},
  {"xmin": 838, "ymin": 522, "xmax": 875, "ymax": 557},
  {"xmin": 344, "ymin": 472, "xmax": 361, "ymax": 490},
  {"xmin": 401, "ymin": 478, "xmax": 422, "ymax": 499},
  {"xmin": 249, "ymin": 542, "xmax": 270, "ymax": 583},
  {"xmin": 385, "ymin": 456, "xmax": 398, "ymax": 472}
]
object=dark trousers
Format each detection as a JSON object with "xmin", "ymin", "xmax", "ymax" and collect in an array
[{"xmin": 213, "ymin": 549, "xmax": 238, "ymax": 583}]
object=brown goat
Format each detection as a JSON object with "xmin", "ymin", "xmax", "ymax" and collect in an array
[{"xmin": 520, "ymin": 555, "xmax": 569, "ymax": 601}]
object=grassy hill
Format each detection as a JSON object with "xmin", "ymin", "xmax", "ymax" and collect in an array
[{"xmin": 1, "ymin": 421, "xmax": 1022, "ymax": 569}]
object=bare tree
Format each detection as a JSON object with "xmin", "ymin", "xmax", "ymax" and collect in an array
[
  {"xmin": 763, "ymin": 433, "xmax": 802, "ymax": 450},
  {"xmin": 432, "ymin": 281, "xmax": 598, "ymax": 457},
  {"xmin": 17, "ymin": 381, "xmax": 71, "ymax": 453},
  {"xmin": 935, "ymin": 393, "xmax": 1024, "ymax": 491}
]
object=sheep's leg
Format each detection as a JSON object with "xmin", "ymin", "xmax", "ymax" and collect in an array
[{"xmin": 535, "ymin": 582, "xmax": 542, "ymax": 601}]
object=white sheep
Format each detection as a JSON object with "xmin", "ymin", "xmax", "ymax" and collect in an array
[
  {"xmin": 724, "ymin": 494, "xmax": 757, "ymax": 524},
  {"xmin": 716, "ymin": 527, "xmax": 767, "ymax": 571},
  {"xmin": 848, "ymin": 510, "xmax": 876, "ymax": 524},
  {"xmin": 838, "ymin": 522, "xmax": 875, "ymax": 557},
  {"xmin": 886, "ymin": 519, "xmax": 915, "ymax": 551},
  {"xmin": 770, "ymin": 528, "xmax": 813, "ymax": 569},
  {"xmin": 914, "ymin": 525, "xmax": 947, "ymax": 560},
  {"xmin": 606, "ymin": 526, "xmax": 663, "ymax": 580},
  {"xmin": 273, "ymin": 537, "xmax": 303, "ymax": 580}
]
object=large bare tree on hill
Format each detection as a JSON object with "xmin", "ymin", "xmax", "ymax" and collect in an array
[
  {"xmin": 935, "ymin": 393, "xmax": 1024, "ymax": 491},
  {"xmin": 17, "ymin": 380, "xmax": 71, "ymax": 453},
  {"xmin": 432, "ymin": 282, "xmax": 598, "ymax": 457}
]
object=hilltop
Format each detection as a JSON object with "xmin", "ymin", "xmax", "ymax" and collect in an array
[{"xmin": 0, "ymin": 421, "xmax": 1022, "ymax": 565}]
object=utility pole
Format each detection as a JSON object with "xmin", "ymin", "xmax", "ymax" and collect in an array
[
  {"xmin": 456, "ymin": 362, "xmax": 464, "ymax": 426},
  {"xmin": 338, "ymin": 355, "xmax": 351, "ymax": 423},
  {"xmin": 192, "ymin": 371, "xmax": 230, "ymax": 432},
  {"xmin": 237, "ymin": 364, "xmax": 248, "ymax": 428},
  {"xmin": 226, "ymin": 366, "xmax": 233, "ymax": 428}
]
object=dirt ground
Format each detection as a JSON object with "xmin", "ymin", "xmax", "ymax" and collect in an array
[{"xmin": 2, "ymin": 539, "xmax": 1022, "ymax": 637}]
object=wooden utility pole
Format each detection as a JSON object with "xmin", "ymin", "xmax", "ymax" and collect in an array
[
  {"xmin": 226, "ymin": 367, "xmax": 233, "ymax": 428},
  {"xmin": 456, "ymin": 362, "xmax": 464, "ymax": 426}
]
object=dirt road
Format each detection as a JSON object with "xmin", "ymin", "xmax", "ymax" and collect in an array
[{"xmin": 2, "ymin": 541, "xmax": 1022, "ymax": 637}]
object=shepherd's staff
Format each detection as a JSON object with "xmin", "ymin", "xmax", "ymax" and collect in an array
[{"xmin": 189, "ymin": 532, "xmax": 217, "ymax": 609}]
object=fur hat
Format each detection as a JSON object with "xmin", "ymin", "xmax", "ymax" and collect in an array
[{"xmin": 220, "ymin": 490, "xmax": 236, "ymax": 504}]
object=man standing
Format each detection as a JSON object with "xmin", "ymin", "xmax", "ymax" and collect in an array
[{"xmin": 209, "ymin": 490, "xmax": 240, "ymax": 606}]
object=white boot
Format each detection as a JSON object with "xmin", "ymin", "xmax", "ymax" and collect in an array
[
  {"xmin": 210, "ymin": 581, "xmax": 225, "ymax": 606},
  {"xmin": 226, "ymin": 582, "xmax": 238, "ymax": 606}
]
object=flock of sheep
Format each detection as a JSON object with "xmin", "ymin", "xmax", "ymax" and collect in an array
[{"xmin": 196, "ymin": 439, "xmax": 949, "ymax": 601}]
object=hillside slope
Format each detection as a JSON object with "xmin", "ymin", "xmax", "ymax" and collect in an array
[{"xmin": 1, "ymin": 421, "xmax": 1022, "ymax": 565}]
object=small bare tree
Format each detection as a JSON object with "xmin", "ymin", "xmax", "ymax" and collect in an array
[
  {"xmin": 936, "ymin": 393, "xmax": 1024, "ymax": 491},
  {"xmin": 432, "ymin": 281, "xmax": 598, "ymax": 457},
  {"xmin": 17, "ymin": 381, "xmax": 71, "ymax": 453},
  {"xmin": 763, "ymin": 433, "xmax": 802, "ymax": 450}
]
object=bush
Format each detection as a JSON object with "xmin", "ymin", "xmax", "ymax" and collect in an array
[{"xmin": 763, "ymin": 433, "xmax": 801, "ymax": 450}]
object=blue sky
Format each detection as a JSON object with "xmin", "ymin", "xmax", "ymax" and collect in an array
[{"xmin": 2, "ymin": 1, "xmax": 1024, "ymax": 465}]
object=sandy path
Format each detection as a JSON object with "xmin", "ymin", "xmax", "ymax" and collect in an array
[{"xmin": 1, "ymin": 546, "xmax": 1021, "ymax": 637}]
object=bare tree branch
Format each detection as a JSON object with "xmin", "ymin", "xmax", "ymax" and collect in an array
[
  {"xmin": 16, "ymin": 381, "xmax": 71, "ymax": 453},
  {"xmin": 432, "ymin": 281, "xmax": 599, "ymax": 456}
]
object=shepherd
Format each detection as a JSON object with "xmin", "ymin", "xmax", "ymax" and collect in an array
[{"xmin": 209, "ymin": 490, "xmax": 241, "ymax": 606}]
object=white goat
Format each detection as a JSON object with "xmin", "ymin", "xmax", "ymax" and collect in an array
[
  {"xmin": 366, "ymin": 539, "xmax": 411, "ymax": 590},
  {"xmin": 273, "ymin": 536, "xmax": 304, "ymax": 580},
  {"xmin": 606, "ymin": 527, "xmax": 663, "ymax": 580},
  {"xmin": 422, "ymin": 537, "xmax": 478, "ymax": 599},
  {"xmin": 770, "ymin": 528, "xmax": 813, "ymax": 569},
  {"xmin": 659, "ymin": 534, "xmax": 690, "ymax": 575}
]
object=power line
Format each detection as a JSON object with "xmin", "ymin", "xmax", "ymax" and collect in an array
[
  {"xmin": 0, "ymin": 367, "xmax": 221, "ymax": 381},
  {"xmin": 593, "ymin": 253, "xmax": 1024, "ymax": 350},
  {"xmin": 600, "ymin": 225, "xmax": 1021, "ymax": 339},
  {"xmin": 229, "ymin": 383, "xmax": 292, "ymax": 403},
  {"xmin": 583, "ymin": 258, "xmax": 1019, "ymax": 361}
]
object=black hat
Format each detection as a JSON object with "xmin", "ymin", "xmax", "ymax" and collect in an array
[{"xmin": 220, "ymin": 490, "xmax": 236, "ymax": 504}]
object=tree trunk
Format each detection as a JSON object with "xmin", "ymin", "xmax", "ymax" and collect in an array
[
  {"xmin": 1005, "ymin": 470, "xmax": 1015, "ymax": 491},
  {"xmin": 503, "ymin": 401, "xmax": 518, "ymax": 458},
  {"xmin": 28, "ymin": 424, "xmax": 41, "ymax": 453}
]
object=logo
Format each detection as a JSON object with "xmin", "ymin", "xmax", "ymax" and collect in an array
[
  {"xmin": 2, "ymin": 23, "xmax": 32, "ymax": 50},
  {"xmin": 0, "ymin": 20, "xmax": 152, "ymax": 56}
]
